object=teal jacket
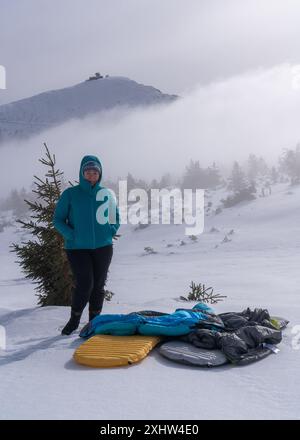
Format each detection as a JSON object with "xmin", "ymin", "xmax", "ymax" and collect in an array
[{"xmin": 53, "ymin": 155, "xmax": 120, "ymax": 249}]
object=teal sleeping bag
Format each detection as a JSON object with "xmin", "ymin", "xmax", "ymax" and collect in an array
[{"xmin": 79, "ymin": 303, "xmax": 223, "ymax": 338}]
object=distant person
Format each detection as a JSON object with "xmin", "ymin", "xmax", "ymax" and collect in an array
[{"xmin": 53, "ymin": 155, "xmax": 120, "ymax": 335}]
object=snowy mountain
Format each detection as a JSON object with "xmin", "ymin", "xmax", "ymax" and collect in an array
[
  {"xmin": 0, "ymin": 183, "xmax": 299, "ymax": 419},
  {"xmin": 0, "ymin": 76, "xmax": 178, "ymax": 144}
]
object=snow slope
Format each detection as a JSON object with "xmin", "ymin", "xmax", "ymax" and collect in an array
[
  {"xmin": 0, "ymin": 76, "xmax": 177, "ymax": 144},
  {"xmin": 0, "ymin": 183, "xmax": 299, "ymax": 420}
]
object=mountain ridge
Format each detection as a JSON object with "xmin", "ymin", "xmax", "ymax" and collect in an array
[{"xmin": 0, "ymin": 75, "xmax": 178, "ymax": 144}]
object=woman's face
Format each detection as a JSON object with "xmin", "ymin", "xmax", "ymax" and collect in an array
[{"xmin": 84, "ymin": 169, "xmax": 100, "ymax": 185}]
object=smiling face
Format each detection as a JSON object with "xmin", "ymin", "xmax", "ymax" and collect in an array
[{"xmin": 83, "ymin": 169, "xmax": 100, "ymax": 185}]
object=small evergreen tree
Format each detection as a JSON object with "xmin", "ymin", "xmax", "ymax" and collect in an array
[
  {"xmin": 205, "ymin": 162, "xmax": 222, "ymax": 188},
  {"xmin": 227, "ymin": 161, "xmax": 248, "ymax": 192},
  {"xmin": 10, "ymin": 143, "xmax": 74, "ymax": 306},
  {"xmin": 257, "ymin": 156, "xmax": 269, "ymax": 177},
  {"xmin": 279, "ymin": 144, "xmax": 300, "ymax": 184},
  {"xmin": 223, "ymin": 161, "xmax": 256, "ymax": 207},
  {"xmin": 126, "ymin": 172, "xmax": 137, "ymax": 192},
  {"xmin": 180, "ymin": 281, "xmax": 227, "ymax": 304},
  {"xmin": 150, "ymin": 178, "xmax": 159, "ymax": 189},
  {"xmin": 181, "ymin": 159, "xmax": 207, "ymax": 190},
  {"xmin": 247, "ymin": 154, "xmax": 260, "ymax": 182},
  {"xmin": 0, "ymin": 186, "xmax": 33, "ymax": 217},
  {"xmin": 159, "ymin": 173, "xmax": 172, "ymax": 189}
]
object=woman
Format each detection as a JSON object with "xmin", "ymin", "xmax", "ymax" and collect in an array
[{"xmin": 53, "ymin": 155, "xmax": 120, "ymax": 335}]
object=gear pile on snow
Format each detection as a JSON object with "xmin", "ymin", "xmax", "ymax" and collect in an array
[
  {"xmin": 78, "ymin": 303, "xmax": 288, "ymax": 367},
  {"xmin": 180, "ymin": 308, "xmax": 286, "ymax": 365}
]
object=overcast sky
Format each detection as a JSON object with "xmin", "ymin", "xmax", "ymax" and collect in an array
[
  {"xmin": 1, "ymin": 1, "xmax": 300, "ymax": 197},
  {"xmin": 1, "ymin": 0, "xmax": 300, "ymax": 104}
]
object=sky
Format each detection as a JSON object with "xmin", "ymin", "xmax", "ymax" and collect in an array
[
  {"xmin": 1, "ymin": 0, "xmax": 300, "ymax": 104},
  {"xmin": 1, "ymin": 1, "xmax": 300, "ymax": 196}
]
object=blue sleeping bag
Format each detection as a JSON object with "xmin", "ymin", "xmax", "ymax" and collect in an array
[{"xmin": 79, "ymin": 302, "xmax": 224, "ymax": 338}]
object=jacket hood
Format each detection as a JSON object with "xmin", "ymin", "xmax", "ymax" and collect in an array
[{"xmin": 79, "ymin": 155, "xmax": 102, "ymax": 195}]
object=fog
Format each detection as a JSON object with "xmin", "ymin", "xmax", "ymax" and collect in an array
[{"xmin": 1, "ymin": 63, "xmax": 300, "ymax": 198}]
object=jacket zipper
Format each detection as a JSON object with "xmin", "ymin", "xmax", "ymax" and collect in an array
[{"xmin": 90, "ymin": 196, "xmax": 96, "ymax": 248}]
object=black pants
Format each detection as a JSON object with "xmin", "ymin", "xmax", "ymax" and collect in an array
[{"xmin": 65, "ymin": 244, "xmax": 113, "ymax": 315}]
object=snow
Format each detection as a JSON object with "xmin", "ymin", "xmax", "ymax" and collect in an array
[
  {"xmin": 0, "ymin": 183, "xmax": 299, "ymax": 420},
  {"xmin": 0, "ymin": 76, "xmax": 177, "ymax": 144}
]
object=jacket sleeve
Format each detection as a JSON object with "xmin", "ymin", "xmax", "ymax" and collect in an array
[{"xmin": 53, "ymin": 189, "xmax": 75, "ymax": 241}]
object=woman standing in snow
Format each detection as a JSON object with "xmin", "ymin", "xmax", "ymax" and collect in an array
[{"xmin": 53, "ymin": 155, "xmax": 120, "ymax": 335}]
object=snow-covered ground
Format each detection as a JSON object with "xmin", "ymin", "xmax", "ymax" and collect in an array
[{"xmin": 0, "ymin": 183, "xmax": 299, "ymax": 420}]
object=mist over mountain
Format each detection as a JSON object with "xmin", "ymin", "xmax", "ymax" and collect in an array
[{"xmin": 0, "ymin": 75, "xmax": 178, "ymax": 144}]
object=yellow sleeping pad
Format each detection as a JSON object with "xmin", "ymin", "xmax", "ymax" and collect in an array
[{"xmin": 73, "ymin": 334, "xmax": 162, "ymax": 368}]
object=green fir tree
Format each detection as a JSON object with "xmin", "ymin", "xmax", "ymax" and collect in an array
[{"xmin": 10, "ymin": 143, "xmax": 74, "ymax": 306}]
